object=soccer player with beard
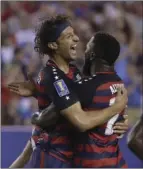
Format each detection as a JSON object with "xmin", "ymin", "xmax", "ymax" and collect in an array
[
  {"xmin": 8, "ymin": 16, "xmax": 128, "ymax": 167},
  {"xmin": 33, "ymin": 32, "xmax": 128, "ymax": 167}
]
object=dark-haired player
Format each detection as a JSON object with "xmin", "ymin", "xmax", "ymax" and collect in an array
[
  {"xmin": 35, "ymin": 32, "xmax": 128, "ymax": 167},
  {"xmin": 9, "ymin": 14, "xmax": 81, "ymax": 168},
  {"xmin": 8, "ymin": 15, "xmax": 128, "ymax": 168}
]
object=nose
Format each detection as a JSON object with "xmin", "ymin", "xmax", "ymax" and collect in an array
[{"xmin": 73, "ymin": 34, "xmax": 79, "ymax": 42}]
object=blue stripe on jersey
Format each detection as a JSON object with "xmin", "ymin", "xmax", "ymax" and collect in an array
[
  {"xmin": 90, "ymin": 127, "xmax": 108, "ymax": 135},
  {"xmin": 49, "ymin": 144, "xmax": 72, "ymax": 150},
  {"xmin": 95, "ymin": 89, "xmax": 112, "ymax": 96},
  {"xmin": 90, "ymin": 102, "xmax": 109, "ymax": 109},
  {"xmin": 118, "ymin": 156, "xmax": 127, "ymax": 167},
  {"xmin": 75, "ymin": 151, "xmax": 118, "ymax": 160},
  {"xmin": 75, "ymin": 135, "xmax": 118, "ymax": 146}
]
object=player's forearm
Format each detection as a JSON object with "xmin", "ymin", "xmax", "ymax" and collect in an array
[
  {"xmin": 75, "ymin": 102, "xmax": 125, "ymax": 132},
  {"xmin": 9, "ymin": 140, "xmax": 32, "ymax": 168},
  {"xmin": 9, "ymin": 154, "xmax": 29, "ymax": 168},
  {"xmin": 62, "ymin": 100, "xmax": 126, "ymax": 132},
  {"xmin": 85, "ymin": 103, "xmax": 125, "ymax": 129},
  {"xmin": 127, "ymin": 119, "xmax": 143, "ymax": 160}
]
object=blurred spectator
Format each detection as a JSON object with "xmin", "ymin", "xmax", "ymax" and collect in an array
[{"xmin": 1, "ymin": 1, "xmax": 142, "ymax": 125}]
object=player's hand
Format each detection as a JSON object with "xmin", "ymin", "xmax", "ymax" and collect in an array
[
  {"xmin": 8, "ymin": 73, "xmax": 36, "ymax": 97},
  {"xmin": 113, "ymin": 114, "xmax": 129, "ymax": 138},
  {"xmin": 115, "ymin": 86, "xmax": 128, "ymax": 109},
  {"xmin": 31, "ymin": 103, "xmax": 59, "ymax": 128}
]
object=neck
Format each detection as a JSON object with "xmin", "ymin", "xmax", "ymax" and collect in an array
[
  {"xmin": 91, "ymin": 59, "xmax": 114, "ymax": 75},
  {"xmin": 51, "ymin": 53, "xmax": 70, "ymax": 74}
]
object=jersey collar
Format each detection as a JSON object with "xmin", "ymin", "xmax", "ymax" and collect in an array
[{"xmin": 46, "ymin": 59, "xmax": 58, "ymax": 68}]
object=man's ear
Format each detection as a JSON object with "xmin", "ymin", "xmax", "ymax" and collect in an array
[{"xmin": 48, "ymin": 42, "xmax": 58, "ymax": 50}]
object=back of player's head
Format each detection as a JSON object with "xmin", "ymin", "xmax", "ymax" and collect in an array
[
  {"xmin": 34, "ymin": 14, "xmax": 71, "ymax": 56},
  {"xmin": 92, "ymin": 32, "xmax": 120, "ymax": 65}
]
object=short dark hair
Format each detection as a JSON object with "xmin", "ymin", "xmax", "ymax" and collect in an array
[
  {"xmin": 93, "ymin": 32, "xmax": 120, "ymax": 65},
  {"xmin": 34, "ymin": 14, "xmax": 71, "ymax": 56}
]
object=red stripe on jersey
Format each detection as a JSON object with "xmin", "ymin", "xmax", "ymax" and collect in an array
[
  {"xmin": 89, "ymin": 132, "xmax": 117, "ymax": 142},
  {"xmin": 40, "ymin": 151, "xmax": 45, "ymax": 168},
  {"xmin": 40, "ymin": 133, "xmax": 49, "ymax": 142},
  {"xmin": 66, "ymin": 68, "xmax": 74, "ymax": 79},
  {"xmin": 93, "ymin": 95, "xmax": 115, "ymax": 103},
  {"xmin": 74, "ymin": 158, "xmax": 81, "ymax": 165},
  {"xmin": 35, "ymin": 83, "xmax": 45, "ymax": 92},
  {"xmin": 76, "ymin": 144, "xmax": 118, "ymax": 153},
  {"xmin": 117, "ymin": 152, "xmax": 128, "ymax": 167},
  {"xmin": 85, "ymin": 144, "xmax": 118, "ymax": 153},
  {"xmin": 37, "ymin": 96, "xmax": 49, "ymax": 106},
  {"xmin": 76, "ymin": 144, "xmax": 84, "ymax": 151},
  {"xmin": 117, "ymin": 152, "xmax": 127, "ymax": 168},
  {"xmin": 122, "ymin": 164, "xmax": 128, "ymax": 168},
  {"xmin": 59, "ymin": 150, "xmax": 73, "ymax": 157},
  {"xmin": 51, "ymin": 136, "xmax": 70, "ymax": 144},
  {"xmin": 97, "ymin": 81, "xmax": 123, "ymax": 91},
  {"xmin": 75, "ymin": 157, "xmax": 118, "ymax": 167},
  {"xmin": 49, "ymin": 152, "xmax": 70, "ymax": 163}
]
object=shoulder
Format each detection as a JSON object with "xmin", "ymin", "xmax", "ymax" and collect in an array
[{"xmin": 37, "ymin": 65, "xmax": 55, "ymax": 85}]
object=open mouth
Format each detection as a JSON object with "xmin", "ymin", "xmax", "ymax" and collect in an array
[
  {"xmin": 70, "ymin": 44, "xmax": 77, "ymax": 56},
  {"xmin": 70, "ymin": 44, "xmax": 77, "ymax": 51}
]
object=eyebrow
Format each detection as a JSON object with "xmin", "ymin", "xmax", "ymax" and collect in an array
[{"xmin": 66, "ymin": 32, "xmax": 73, "ymax": 36}]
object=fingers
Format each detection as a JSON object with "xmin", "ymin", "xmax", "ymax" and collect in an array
[
  {"xmin": 113, "ymin": 125, "xmax": 128, "ymax": 131},
  {"xmin": 117, "ymin": 86, "xmax": 127, "ymax": 96},
  {"xmin": 8, "ymin": 87, "xmax": 19, "ymax": 92},
  {"xmin": 113, "ymin": 130, "xmax": 126, "ymax": 134},
  {"xmin": 123, "ymin": 114, "xmax": 128, "ymax": 119},
  {"xmin": 8, "ymin": 84, "xmax": 19, "ymax": 91},
  {"xmin": 116, "ymin": 87, "xmax": 122, "ymax": 96},
  {"xmin": 9, "ymin": 88, "xmax": 20, "ymax": 95},
  {"xmin": 8, "ymin": 84, "xmax": 19, "ymax": 89},
  {"xmin": 121, "ymin": 87, "xmax": 128, "ymax": 104},
  {"xmin": 121, "ymin": 87, "xmax": 127, "ymax": 96},
  {"xmin": 114, "ymin": 122, "xmax": 128, "ymax": 127},
  {"xmin": 8, "ymin": 83, "xmax": 20, "ymax": 94},
  {"xmin": 117, "ymin": 134, "xmax": 124, "ymax": 139},
  {"xmin": 8, "ymin": 82, "xmax": 20, "ymax": 88}
]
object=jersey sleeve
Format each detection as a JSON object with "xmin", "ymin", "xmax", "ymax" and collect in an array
[{"xmin": 39, "ymin": 66, "xmax": 79, "ymax": 111}]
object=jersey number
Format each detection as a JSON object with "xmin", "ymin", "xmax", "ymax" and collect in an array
[{"xmin": 105, "ymin": 97, "xmax": 119, "ymax": 135}]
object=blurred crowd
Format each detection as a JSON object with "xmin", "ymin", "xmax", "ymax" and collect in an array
[{"xmin": 1, "ymin": 1, "xmax": 142, "ymax": 125}]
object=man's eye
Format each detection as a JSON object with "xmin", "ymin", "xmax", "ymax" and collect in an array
[{"xmin": 67, "ymin": 35, "xmax": 72, "ymax": 38}]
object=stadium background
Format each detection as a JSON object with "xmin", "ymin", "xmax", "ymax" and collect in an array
[{"xmin": 1, "ymin": 1, "xmax": 143, "ymax": 168}]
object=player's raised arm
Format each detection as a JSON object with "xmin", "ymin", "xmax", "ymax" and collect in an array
[{"xmin": 42, "ymin": 67, "xmax": 127, "ymax": 132}]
